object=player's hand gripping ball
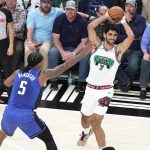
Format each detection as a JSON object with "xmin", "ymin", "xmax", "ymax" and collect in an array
[{"xmin": 108, "ymin": 6, "xmax": 124, "ymax": 23}]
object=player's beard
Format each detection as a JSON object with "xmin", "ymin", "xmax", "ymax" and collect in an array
[
  {"xmin": 40, "ymin": 6, "xmax": 51, "ymax": 14},
  {"xmin": 106, "ymin": 37, "xmax": 115, "ymax": 45}
]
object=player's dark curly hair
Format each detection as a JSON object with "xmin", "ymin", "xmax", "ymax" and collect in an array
[
  {"xmin": 22, "ymin": 52, "xmax": 43, "ymax": 73},
  {"xmin": 104, "ymin": 24, "xmax": 118, "ymax": 34}
]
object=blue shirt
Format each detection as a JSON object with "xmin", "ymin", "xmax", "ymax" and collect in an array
[
  {"xmin": 52, "ymin": 13, "xmax": 88, "ymax": 47},
  {"xmin": 8, "ymin": 68, "xmax": 42, "ymax": 109},
  {"xmin": 27, "ymin": 7, "xmax": 64, "ymax": 42},
  {"xmin": 141, "ymin": 24, "xmax": 150, "ymax": 54}
]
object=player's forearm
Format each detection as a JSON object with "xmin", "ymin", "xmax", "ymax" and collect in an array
[
  {"xmin": 87, "ymin": 15, "xmax": 108, "ymax": 47},
  {"xmin": 74, "ymin": 38, "xmax": 88, "ymax": 54},
  {"xmin": 2, "ymin": 71, "xmax": 17, "ymax": 88},
  {"xmin": 60, "ymin": 49, "xmax": 89, "ymax": 72},
  {"xmin": 88, "ymin": 14, "xmax": 107, "ymax": 29},
  {"xmin": 87, "ymin": 25, "xmax": 100, "ymax": 48},
  {"xmin": 45, "ymin": 47, "xmax": 90, "ymax": 79}
]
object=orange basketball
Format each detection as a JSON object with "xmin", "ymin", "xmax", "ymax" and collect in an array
[{"xmin": 108, "ymin": 6, "xmax": 124, "ymax": 23}]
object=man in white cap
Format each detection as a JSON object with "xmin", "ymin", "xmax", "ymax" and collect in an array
[{"xmin": 48, "ymin": 0, "xmax": 90, "ymax": 91}]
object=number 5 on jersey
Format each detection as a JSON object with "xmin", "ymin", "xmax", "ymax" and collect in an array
[{"xmin": 18, "ymin": 81, "xmax": 28, "ymax": 95}]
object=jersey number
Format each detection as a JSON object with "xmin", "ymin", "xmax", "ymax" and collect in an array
[{"xmin": 18, "ymin": 81, "xmax": 27, "ymax": 95}]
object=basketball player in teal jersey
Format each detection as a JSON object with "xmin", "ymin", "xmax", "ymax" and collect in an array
[
  {"xmin": 77, "ymin": 14, "xmax": 134, "ymax": 149},
  {"xmin": 0, "ymin": 41, "xmax": 92, "ymax": 150}
]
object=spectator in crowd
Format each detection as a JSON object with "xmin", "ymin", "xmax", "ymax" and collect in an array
[
  {"xmin": 6, "ymin": 0, "xmax": 27, "ymax": 71},
  {"xmin": 54, "ymin": 0, "xmax": 80, "ymax": 9},
  {"xmin": 0, "ymin": 0, "xmax": 14, "ymax": 97},
  {"xmin": 96, "ymin": 5, "xmax": 108, "ymax": 17},
  {"xmin": 139, "ymin": 25, "xmax": 150, "ymax": 100},
  {"xmin": 17, "ymin": 0, "xmax": 40, "ymax": 10},
  {"xmin": 0, "ymin": 0, "xmax": 14, "ymax": 80},
  {"xmin": 75, "ymin": 5, "xmax": 109, "ymax": 40},
  {"xmin": 115, "ymin": 0, "xmax": 146, "ymax": 92},
  {"xmin": 48, "ymin": 0, "xmax": 89, "ymax": 91},
  {"xmin": 142, "ymin": 0, "xmax": 150, "ymax": 23},
  {"xmin": 24, "ymin": 0, "xmax": 64, "ymax": 71},
  {"xmin": 78, "ymin": 0, "xmax": 113, "ymax": 17},
  {"xmin": 113, "ymin": 0, "xmax": 142, "ymax": 15},
  {"xmin": 0, "ymin": 0, "xmax": 4, "ymax": 84},
  {"xmin": 93, "ymin": 5, "xmax": 108, "ymax": 40}
]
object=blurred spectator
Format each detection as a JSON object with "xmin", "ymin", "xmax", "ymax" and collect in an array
[
  {"xmin": 54, "ymin": 0, "xmax": 80, "ymax": 9},
  {"xmin": 0, "ymin": 0, "xmax": 14, "ymax": 97},
  {"xmin": 115, "ymin": 0, "xmax": 146, "ymax": 92},
  {"xmin": 113, "ymin": 0, "xmax": 142, "ymax": 15},
  {"xmin": 24, "ymin": 0, "xmax": 64, "ymax": 70},
  {"xmin": 139, "ymin": 24, "xmax": 150, "ymax": 99},
  {"xmin": 142, "ymin": 0, "xmax": 150, "ymax": 23},
  {"xmin": 0, "ymin": 0, "xmax": 14, "ymax": 80},
  {"xmin": 93, "ymin": 5, "xmax": 108, "ymax": 40},
  {"xmin": 6, "ymin": 0, "xmax": 27, "ymax": 71},
  {"xmin": 77, "ymin": 5, "xmax": 109, "ymax": 40},
  {"xmin": 78, "ymin": 0, "xmax": 113, "ymax": 16},
  {"xmin": 17, "ymin": 0, "xmax": 40, "ymax": 10},
  {"xmin": 48, "ymin": 0, "xmax": 89, "ymax": 91}
]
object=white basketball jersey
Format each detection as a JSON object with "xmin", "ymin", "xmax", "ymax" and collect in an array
[{"xmin": 86, "ymin": 43, "xmax": 120, "ymax": 86}]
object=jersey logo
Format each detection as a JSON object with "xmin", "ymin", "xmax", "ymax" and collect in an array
[{"xmin": 94, "ymin": 55, "xmax": 114, "ymax": 70}]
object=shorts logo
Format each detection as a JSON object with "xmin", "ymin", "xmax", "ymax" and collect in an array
[
  {"xmin": 94, "ymin": 55, "xmax": 114, "ymax": 70},
  {"xmin": 98, "ymin": 96, "xmax": 111, "ymax": 107}
]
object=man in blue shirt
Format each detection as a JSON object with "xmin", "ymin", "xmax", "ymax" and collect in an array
[
  {"xmin": 24, "ymin": 0, "xmax": 64, "ymax": 71},
  {"xmin": 48, "ymin": 0, "xmax": 90, "ymax": 92},
  {"xmin": 139, "ymin": 25, "xmax": 150, "ymax": 99},
  {"xmin": 115, "ymin": 0, "xmax": 146, "ymax": 92}
]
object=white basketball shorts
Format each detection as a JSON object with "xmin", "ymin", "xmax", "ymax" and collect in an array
[{"xmin": 81, "ymin": 86, "xmax": 114, "ymax": 116}]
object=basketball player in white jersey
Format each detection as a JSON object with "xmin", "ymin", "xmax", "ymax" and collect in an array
[{"xmin": 77, "ymin": 13, "xmax": 134, "ymax": 150}]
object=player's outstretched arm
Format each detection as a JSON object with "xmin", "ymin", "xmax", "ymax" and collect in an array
[
  {"xmin": 88, "ymin": 13, "xmax": 113, "ymax": 48},
  {"xmin": 116, "ymin": 18, "xmax": 134, "ymax": 57},
  {"xmin": 40, "ymin": 41, "xmax": 92, "ymax": 84}
]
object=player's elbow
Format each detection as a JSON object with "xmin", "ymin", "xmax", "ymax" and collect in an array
[{"xmin": 87, "ymin": 23, "xmax": 95, "ymax": 31}]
